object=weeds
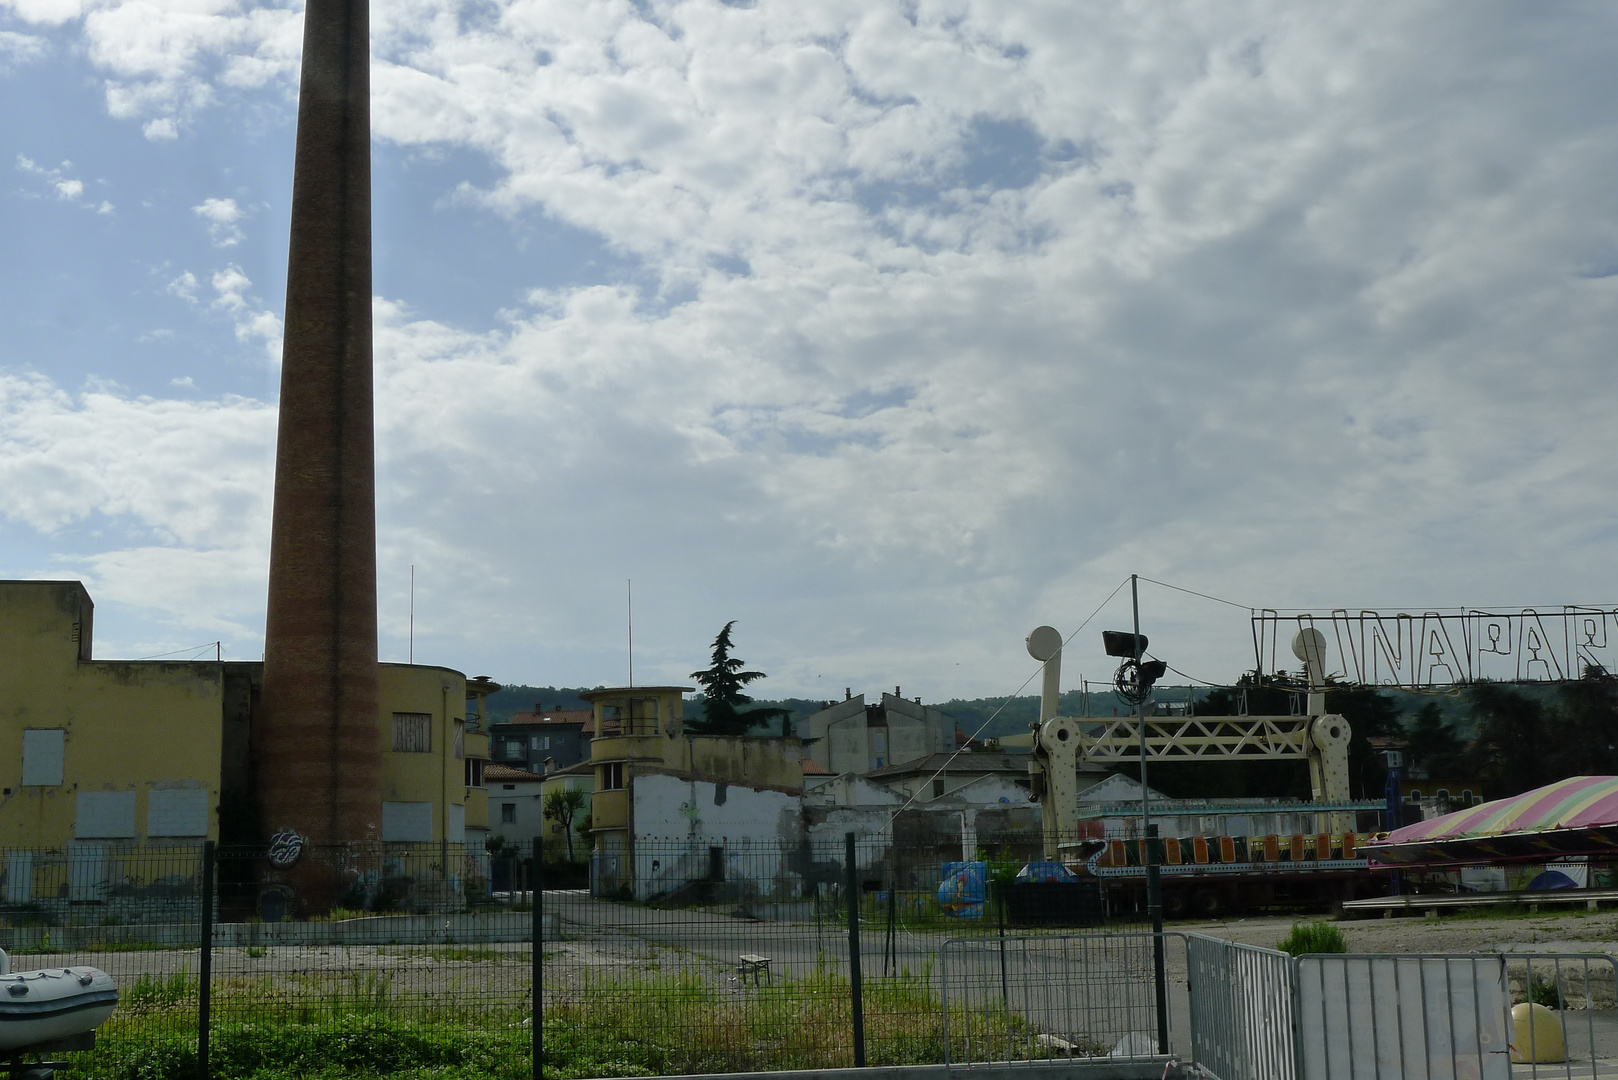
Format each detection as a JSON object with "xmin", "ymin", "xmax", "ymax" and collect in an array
[
  {"xmin": 1277, "ymin": 921, "xmax": 1349, "ymax": 956},
  {"xmin": 1527, "ymin": 977, "xmax": 1564, "ymax": 1009},
  {"xmin": 123, "ymin": 970, "xmax": 196, "ymax": 1011}
]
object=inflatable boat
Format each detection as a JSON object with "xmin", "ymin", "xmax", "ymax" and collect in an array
[{"xmin": 0, "ymin": 949, "xmax": 118, "ymax": 1050}]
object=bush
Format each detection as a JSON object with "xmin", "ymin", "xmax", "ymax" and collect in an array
[
  {"xmin": 95, "ymin": 1017, "xmax": 531, "ymax": 1080},
  {"xmin": 1277, "ymin": 920, "xmax": 1348, "ymax": 956},
  {"xmin": 1528, "ymin": 977, "xmax": 1564, "ymax": 1009}
]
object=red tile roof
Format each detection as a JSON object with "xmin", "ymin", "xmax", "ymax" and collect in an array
[
  {"xmin": 506, "ymin": 708, "xmax": 592, "ymax": 727},
  {"xmin": 484, "ymin": 764, "xmax": 545, "ymax": 782}
]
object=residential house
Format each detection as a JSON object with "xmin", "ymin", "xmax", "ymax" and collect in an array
[
  {"xmin": 802, "ymin": 690, "xmax": 956, "ymax": 774},
  {"xmin": 488, "ymin": 705, "xmax": 592, "ymax": 773},
  {"xmin": 580, "ymin": 685, "xmax": 805, "ymax": 899}
]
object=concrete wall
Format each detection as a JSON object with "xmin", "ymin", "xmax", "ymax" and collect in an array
[
  {"xmin": 805, "ymin": 693, "xmax": 957, "ymax": 775},
  {"xmin": 629, "ymin": 773, "xmax": 801, "ymax": 900},
  {"xmin": 377, "ymin": 664, "xmax": 471, "ymax": 843},
  {"xmin": 0, "ymin": 581, "xmax": 225, "ymax": 848},
  {"xmin": 0, "ymin": 582, "xmax": 482, "ymax": 861}
]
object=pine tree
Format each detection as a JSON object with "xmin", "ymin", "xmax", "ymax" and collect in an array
[
  {"xmin": 1404, "ymin": 702, "xmax": 1464, "ymax": 778},
  {"xmin": 687, "ymin": 621, "xmax": 790, "ymax": 737}
]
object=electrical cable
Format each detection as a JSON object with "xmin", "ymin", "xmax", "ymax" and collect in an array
[
  {"xmin": 136, "ymin": 641, "xmax": 221, "ymax": 661},
  {"xmin": 1136, "ymin": 576, "xmax": 1253, "ymax": 611},
  {"xmin": 883, "ymin": 576, "xmax": 1131, "ymax": 824}
]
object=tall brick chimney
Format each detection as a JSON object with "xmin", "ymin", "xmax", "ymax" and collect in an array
[{"xmin": 258, "ymin": 0, "xmax": 382, "ymax": 848}]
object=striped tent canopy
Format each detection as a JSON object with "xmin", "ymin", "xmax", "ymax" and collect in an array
[{"xmin": 1365, "ymin": 776, "xmax": 1618, "ymax": 868}]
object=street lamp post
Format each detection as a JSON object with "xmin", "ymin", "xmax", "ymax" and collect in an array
[{"xmin": 1104, "ymin": 575, "xmax": 1169, "ymax": 1054}]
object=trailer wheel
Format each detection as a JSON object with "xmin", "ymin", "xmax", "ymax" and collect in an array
[
  {"xmin": 1163, "ymin": 889, "xmax": 1187, "ymax": 919},
  {"xmin": 1191, "ymin": 888, "xmax": 1223, "ymax": 918}
]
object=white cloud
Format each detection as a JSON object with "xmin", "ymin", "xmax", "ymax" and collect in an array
[
  {"xmin": 0, "ymin": 372, "xmax": 275, "ymax": 545},
  {"xmin": 15, "ymin": 155, "xmax": 108, "ymax": 209},
  {"xmin": 0, "ymin": 29, "xmax": 48, "ymax": 67},
  {"xmin": 210, "ymin": 265, "xmax": 284, "ymax": 359},
  {"xmin": 4, "ymin": 4, "xmax": 1618, "ymax": 694},
  {"xmin": 0, "ymin": 0, "xmax": 80, "ymax": 26},
  {"xmin": 192, "ymin": 196, "xmax": 243, "ymax": 245},
  {"xmin": 166, "ymin": 270, "xmax": 198, "ymax": 302}
]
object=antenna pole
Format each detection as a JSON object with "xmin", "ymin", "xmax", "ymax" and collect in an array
[
  {"xmin": 409, "ymin": 564, "xmax": 415, "ymax": 665},
  {"xmin": 1133, "ymin": 574, "xmax": 1168, "ymax": 1055},
  {"xmin": 627, "ymin": 579, "xmax": 633, "ymax": 687}
]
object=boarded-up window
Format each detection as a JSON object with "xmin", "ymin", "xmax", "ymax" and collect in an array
[
  {"xmin": 392, "ymin": 713, "xmax": 432, "ymax": 753},
  {"xmin": 454, "ymin": 720, "xmax": 465, "ymax": 760},
  {"xmin": 3, "ymin": 852, "xmax": 32, "ymax": 904},
  {"xmin": 148, "ymin": 789, "xmax": 209, "ymax": 837},
  {"xmin": 75, "ymin": 791, "xmax": 136, "ymax": 838},
  {"xmin": 382, "ymin": 801, "xmax": 433, "ymax": 841},
  {"xmin": 22, "ymin": 729, "xmax": 65, "ymax": 786},
  {"xmin": 447, "ymin": 803, "xmax": 465, "ymax": 843}
]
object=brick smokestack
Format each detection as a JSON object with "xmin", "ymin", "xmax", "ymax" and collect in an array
[{"xmin": 258, "ymin": 0, "xmax": 382, "ymax": 847}]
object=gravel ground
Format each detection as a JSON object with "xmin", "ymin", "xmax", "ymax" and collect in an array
[{"xmin": 1177, "ymin": 909, "xmax": 1618, "ymax": 957}]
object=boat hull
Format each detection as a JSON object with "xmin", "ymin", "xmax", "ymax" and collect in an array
[{"xmin": 0, "ymin": 968, "xmax": 119, "ymax": 1050}]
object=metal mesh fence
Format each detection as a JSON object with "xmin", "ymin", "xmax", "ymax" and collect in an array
[{"xmin": 0, "ymin": 833, "xmax": 1214, "ymax": 1078}]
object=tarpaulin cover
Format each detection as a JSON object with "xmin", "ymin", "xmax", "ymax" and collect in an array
[
  {"xmin": 1365, "ymin": 776, "xmax": 1618, "ymax": 867},
  {"xmin": 937, "ymin": 861, "xmax": 987, "ymax": 917}
]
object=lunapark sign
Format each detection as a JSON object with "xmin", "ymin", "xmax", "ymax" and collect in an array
[{"xmin": 1252, "ymin": 607, "xmax": 1618, "ymax": 688}]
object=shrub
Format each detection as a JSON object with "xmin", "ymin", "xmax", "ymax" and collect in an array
[
  {"xmin": 1528, "ymin": 977, "xmax": 1564, "ymax": 1009},
  {"xmin": 1277, "ymin": 920, "xmax": 1348, "ymax": 956}
]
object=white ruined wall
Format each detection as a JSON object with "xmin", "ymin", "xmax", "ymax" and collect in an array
[
  {"xmin": 942, "ymin": 774, "xmax": 1034, "ymax": 807},
  {"xmin": 631, "ymin": 774, "xmax": 801, "ymax": 900}
]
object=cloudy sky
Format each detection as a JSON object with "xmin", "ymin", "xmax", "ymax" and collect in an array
[{"xmin": 3, "ymin": 1, "xmax": 1616, "ymax": 701}]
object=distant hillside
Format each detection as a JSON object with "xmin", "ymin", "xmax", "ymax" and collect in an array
[
  {"xmin": 483, "ymin": 685, "xmax": 596, "ymax": 726},
  {"xmin": 485, "ymin": 681, "xmax": 1561, "ymax": 741}
]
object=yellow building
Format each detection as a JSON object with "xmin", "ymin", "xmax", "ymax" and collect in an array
[
  {"xmin": 580, "ymin": 686, "xmax": 805, "ymax": 896},
  {"xmin": 0, "ymin": 581, "xmax": 223, "ymax": 852},
  {"xmin": 0, "ymin": 581, "xmax": 492, "ymax": 911}
]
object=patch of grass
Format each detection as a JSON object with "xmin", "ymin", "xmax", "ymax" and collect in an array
[
  {"xmin": 382, "ymin": 946, "xmax": 519, "ymax": 963},
  {"xmin": 88, "ymin": 1017, "xmax": 531, "ymax": 1080},
  {"xmin": 1278, "ymin": 921, "xmax": 1348, "ymax": 956},
  {"xmin": 9, "ymin": 940, "xmax": 170, "ymax": 955},
  {"xmin": 73, "ymin": 946, "xmax": 1051, "ymax": 1077},
  {"xmin": 123, "ymin": 970, "xmax": 196, "ymax": 1011},
  {"xmin": 1527, "ymin": 978, "xmax": 1564, "ymax": 1009},
  {"xmin": 244, "ymin": 946, "xmax": 266, "ymax": 959}
]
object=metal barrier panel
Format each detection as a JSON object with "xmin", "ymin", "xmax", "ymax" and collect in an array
[
  {"xmin": 939, "ymin": 932, "xmax": 1170, "ymax": 1064},
  {"xmin": 1296, "ymin": 954, "xmax": 1510, "ymax": 1080},
  {"xmin": 1497, "ymin": 952, "xmax": 1618, "ymax": 1080},
  {"xmin": 1185, "ymin": 933, "xmax": 1297, "ymax": 1080}
]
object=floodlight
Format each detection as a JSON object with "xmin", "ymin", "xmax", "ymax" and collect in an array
[{"xmin": 1102, "ymin": 630, "xmax": 1147, "ymax": 658}]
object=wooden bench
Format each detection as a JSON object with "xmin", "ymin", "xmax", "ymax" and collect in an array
[{"xmin": 737, "ymin": 953, "xmax": 772, "ymax": 984}]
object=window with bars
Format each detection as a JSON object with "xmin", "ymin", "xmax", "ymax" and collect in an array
[{"xmin": 392, "ymin": 713, "xmax": 432, "ymax": 752}]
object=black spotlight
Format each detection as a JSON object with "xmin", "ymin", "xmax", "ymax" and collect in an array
[{"xmin": 1102, "ymin": 630, "xmax": 1148, "ymax": 659}]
